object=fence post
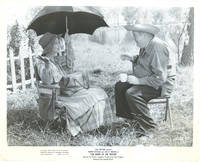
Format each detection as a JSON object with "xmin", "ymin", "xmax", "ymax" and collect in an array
[
  {"xmin": 19, "ymin": 48, "xmax": 26, "ymax": 91},
  {"xmin": 28, "ymin": 48, "xmax": 35, "ymax": 88},
  {"xmin": 9, "ymin": 49, "xmax": 17, "ymax": 92}
]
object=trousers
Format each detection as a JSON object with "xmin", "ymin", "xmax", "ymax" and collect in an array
[{"xmin": 115, "ymin": 82, "xmax": 161, "ymax": 131}]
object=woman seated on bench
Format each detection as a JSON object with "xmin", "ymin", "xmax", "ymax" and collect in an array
[{"xmin": 35, "ymin": 32, "xmax": 113, "ymax": 136}]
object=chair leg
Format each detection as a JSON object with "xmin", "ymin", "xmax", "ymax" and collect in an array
[
  {"xmin": 166, "ymin": 98, "xmax": 173, "ymax": 129},
  {"xmin": 164, "ymin": 99, "xmax": 168, "ymax": 121},
  {"xmin": 51, "ymin": 89, "xmax": 57, "ymax": 120}
]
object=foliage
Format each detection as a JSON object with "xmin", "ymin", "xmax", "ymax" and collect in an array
[
  {"xmin": 7, "ymin": 21, "xmax": 23, "ymax": 57},
  {"xmin": 7, "ymin": 19, "xmax": 40, "ymax": 85},
  {"xmin": 121, "ymin": 7, "xmax": 138, "ymax": 24},
  {"xmin": 151, "ymin": 9, "xmax": 165, "ymax": 24},
  {"xmin": 27, "ymin": 30, "xmax": 38, "ymax": 53},
  {"xmin": 181, "ymin": 8, "xmax": 194, "ymax": 66},
  {"xmin": 121, "ymin": 7, "xmax": 191, "ymax": 65},
  {"xmin": 89, "ymin": 28, "xmax": 107, "ymax": 44}
]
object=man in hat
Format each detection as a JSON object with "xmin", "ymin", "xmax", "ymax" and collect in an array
[{"xmin": 115, "ymin": 23, "xmax": 175, "ymax": 137}]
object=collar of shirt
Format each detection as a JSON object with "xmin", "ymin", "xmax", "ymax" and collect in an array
[{"xmin": 140, "ymin": 36, "xmax": 157, "ymax": 56}]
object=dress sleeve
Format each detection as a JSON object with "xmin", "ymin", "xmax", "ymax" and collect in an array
[
  {"xmin": 138, "ymin": 44, "xmax": 169, "ymax": 89},
  {"xmin": 36, "ymin": 58, "xmax": 63, "ymax": 85}
]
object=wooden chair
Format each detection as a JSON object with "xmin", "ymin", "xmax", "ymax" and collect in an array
[{"xmin": 148, "ymin": 96, "xmax": 173, "ymax": 128}]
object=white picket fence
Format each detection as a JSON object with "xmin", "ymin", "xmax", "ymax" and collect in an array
[{"xmin": 7, "ymin": 49, "xmax": 36, "ymax": 92}]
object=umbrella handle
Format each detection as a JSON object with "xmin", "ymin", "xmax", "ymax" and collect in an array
[{"xmin": 66, "ymin": 16, "xmax": 68, "ymax": 33}]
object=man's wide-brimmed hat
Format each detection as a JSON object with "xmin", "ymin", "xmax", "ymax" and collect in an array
[{"xmin": 124, "ymin": 24, "xmax": 160, "ymax": 35}]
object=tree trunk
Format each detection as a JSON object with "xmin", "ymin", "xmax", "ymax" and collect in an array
[{"xmin": 181, "ymin": 8, "xmax": 194, "ymax": 66}]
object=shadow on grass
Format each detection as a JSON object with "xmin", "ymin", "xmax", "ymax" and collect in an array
[
  {"xmin": 7, "ymin": 108, "xmax": 40, "ymax": 127},
  {"xmin": 7, "ymin": 108, "xmax": 73, "ymax": 146},
  {"xmin": 7, "ymin": 108, "xmax": 69, "ymax": 132}
]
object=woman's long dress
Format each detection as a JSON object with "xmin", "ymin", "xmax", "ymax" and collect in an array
[{"xmin": 36, "ymin": 56, "xmax": 113, "ymax": 136}]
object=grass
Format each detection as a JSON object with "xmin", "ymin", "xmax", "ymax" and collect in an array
[{"xmin": 7, "ymin": 39, "xmax": 193, "ymax": 146}]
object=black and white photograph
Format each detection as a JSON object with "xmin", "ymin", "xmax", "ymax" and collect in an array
[
  {"xmin": 6, "ymin": 5, "xmax": 194, "ymax": 146},
  {"xmin": 1, "ymin": 0, "xmax": 200, "ymax": 161}
]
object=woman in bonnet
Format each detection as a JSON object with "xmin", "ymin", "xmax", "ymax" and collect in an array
[{"xmin": 35, "ymin": 32, "xmax": 113, "ymax": 136}]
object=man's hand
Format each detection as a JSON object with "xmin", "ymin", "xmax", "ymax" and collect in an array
[
  {"xmin": 127, "ymin": 75, "xmax": 140, "ymax": 84},
  {"xmin": 120, "ymin": 54, "xmax": 132, "ymax": 61}
]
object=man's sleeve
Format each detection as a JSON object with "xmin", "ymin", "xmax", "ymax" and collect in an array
[{"xmin": 138, "ymin": 44, "xmax": 169, "ymax": 89}]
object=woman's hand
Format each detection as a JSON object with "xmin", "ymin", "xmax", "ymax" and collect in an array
[{"xmin": 120, "ymin": 54, "xmax": 132, "ymax": 61}]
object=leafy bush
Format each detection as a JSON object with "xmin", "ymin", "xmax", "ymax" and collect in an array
[{"xmin": 7, "ymin": 22, "xmax": 39, "ymax": 86}]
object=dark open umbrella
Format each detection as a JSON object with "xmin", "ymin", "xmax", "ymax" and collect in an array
[{"xmin": 27, "ymin": 6, "xmax": 108, "ymax": 36}]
